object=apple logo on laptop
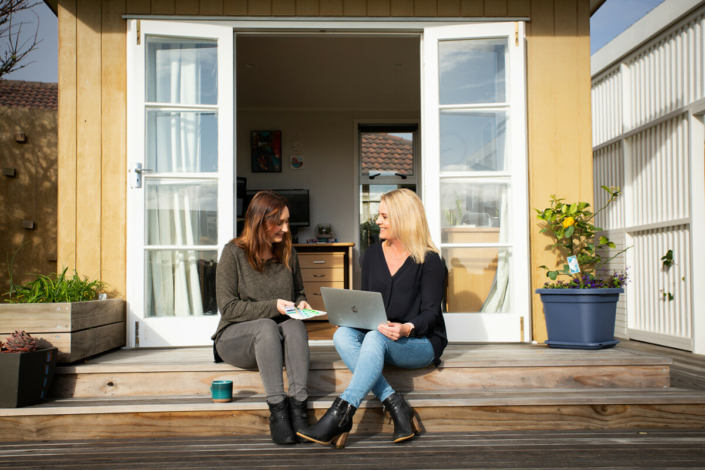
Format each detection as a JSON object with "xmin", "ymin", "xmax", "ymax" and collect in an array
[{"xmin": 351, "ymin": 305, "xmax": 358, "ymax": 313}]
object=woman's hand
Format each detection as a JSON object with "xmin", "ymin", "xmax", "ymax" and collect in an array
[
  {"xmin": 378, "ymin": 321, "xmax": 410, "ymax": 341},
  {"xmin": 297, "ymin": 301, "xmax": 312, "ymax": 310},
  {"xmin": 277, "ymin": 299, "xmax": 295, "ymax": 315}
]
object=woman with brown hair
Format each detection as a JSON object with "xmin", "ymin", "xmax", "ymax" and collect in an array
[{"xmin": 212, "ymin": 191, "xmax": 311, "ymax": 445}]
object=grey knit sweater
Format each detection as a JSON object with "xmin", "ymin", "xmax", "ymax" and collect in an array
[{"xmin": 212, "ymin": 242, "xmax": 307, "ymax": 342}]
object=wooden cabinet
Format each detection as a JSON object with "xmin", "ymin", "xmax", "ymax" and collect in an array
[{"xmin": 294, "ymin": 243, "xmax": 353, "ymax": 313}]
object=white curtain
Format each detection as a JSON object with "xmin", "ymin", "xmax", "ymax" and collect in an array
[
  {"xmin": 146, "ymin": 44, "xmax": 205, "ymax": 317},
  {"xmin": 480, "ymin": 188, "xmax": 510, "ymax": 313}
]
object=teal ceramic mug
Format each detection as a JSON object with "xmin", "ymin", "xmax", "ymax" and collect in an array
[{"xmin": 210, "ymin": 380, "xmax": 233, "ymax": 403}]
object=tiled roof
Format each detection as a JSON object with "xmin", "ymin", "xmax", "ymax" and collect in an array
[
  {"xmin": 361, "ymin": 133, "xmax": 413, "ymax": 175},
  {"xmin": 0, "ymin": 80, "xmax": 58, "ymax": 110}
]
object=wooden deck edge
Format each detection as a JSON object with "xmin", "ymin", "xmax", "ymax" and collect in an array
[
  {"xmin": 54, "ymin": 358, "xmax": 673, "ymax": 374},
  {"xmin": 4, "ymin": 389, "xmax": 705, "ymax": 417},
  {"xmin": 2, "ymin": 403, "xmax": 705, "ymax": 441}
]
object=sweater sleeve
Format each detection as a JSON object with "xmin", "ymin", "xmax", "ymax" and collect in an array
[
  {"xmin": 291, "ymin": 250, "xmax": 307, "ymax": 305},
  {"xmin": 215, "ymin": 244, "xmax": 279, "ymax": 323},
  {"xmin": 406, "ymin": 253, "xmax": 446, "ymax": 338}
]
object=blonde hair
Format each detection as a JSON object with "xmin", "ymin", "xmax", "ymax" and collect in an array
[{"xmin": 381, "ymin": 188, "xmax": 439, "ymax": 264}]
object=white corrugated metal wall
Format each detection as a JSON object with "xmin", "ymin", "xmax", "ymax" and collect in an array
[{"xmin": 591, "ymin": 7, "xmax": 705, "ymax": 351}]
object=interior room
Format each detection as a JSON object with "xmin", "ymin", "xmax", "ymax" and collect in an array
[{"xmin": 235, "ymin": 34, "xmax": 421, "ymax": 288}]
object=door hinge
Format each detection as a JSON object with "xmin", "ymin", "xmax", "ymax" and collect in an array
[
  {"xmin": 514, "ymin": 22, "xmax": 519, "ymax": 46},
  {"xmin": 520, "ymin": 316, "xmax": 524, "ymax": 341},
  {"xmin": 136, "ymin": 20, "xmax": 141, "ymax": 45},
  {"xmin": 135, "ymin": 321, "xmax": 140, "ymax": 346}
]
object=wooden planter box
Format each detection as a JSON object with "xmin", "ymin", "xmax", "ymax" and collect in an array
[
  {"xmin": 0, "ymin": 299, "xmax": 125, "ymax": 363},
  {"xmin": 0, "ymin": 347, "xmax": 58, "ymax": 408}
]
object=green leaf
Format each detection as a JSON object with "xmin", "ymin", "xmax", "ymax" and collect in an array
[
  {"xmin": 539, "ymin": 228, "xmax": 547, "ymax": 234},
  {"xmin": 548, "ymin": 271, "xmax": 558, "ymax": 281},
  {"xmin": 599, "ymin": 236, "xmax": 609, "ymax": 245},
  {"xmin": 608, "ymin": 242, "xmax": 616, "ymax": 249},
  {"xmin": 564, "ymin": 226, "xmax": 575, "ymax": 238},
  {"xmin": 569, "ymin": 203, "xmax": 578, "ymax": 214}
]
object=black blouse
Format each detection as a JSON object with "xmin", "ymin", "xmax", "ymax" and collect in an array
[{"xmin": 361, "ymin": 242, "xmax": 448, "ymax": 366}]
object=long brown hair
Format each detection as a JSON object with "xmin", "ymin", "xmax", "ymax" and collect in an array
[{"xmin": 235, "ymin": 191, "xmax": 292, "ymax": 273}]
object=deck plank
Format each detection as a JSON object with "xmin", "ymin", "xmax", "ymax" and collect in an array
[{"xmin": 4, "ymin": 388, "xmax": 705, "ymax": 417}]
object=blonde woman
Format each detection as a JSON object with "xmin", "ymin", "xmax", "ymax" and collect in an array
[{"xmin": 298, "ymin": 188, "xmax": 447, "ymax": 448}]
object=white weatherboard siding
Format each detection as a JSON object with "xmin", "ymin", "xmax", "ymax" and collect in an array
[{"xmin": 592, "ymin": 0, "xmax": 705, "ymax": 353}]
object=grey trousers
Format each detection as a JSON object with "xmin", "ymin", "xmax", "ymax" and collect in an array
[{"xmin": 215, "ymin": 318, "xmax": 310, "ymax": 404}]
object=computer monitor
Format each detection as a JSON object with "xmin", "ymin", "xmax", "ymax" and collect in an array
[{"xmin": 244, "ymin": 189, "xmax": 310, "ymax": 228}]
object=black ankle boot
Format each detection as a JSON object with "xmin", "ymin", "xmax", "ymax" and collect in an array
[
  {"xmin": 382, "ymin": 392, "xmax": 420, "ymax": 443},
  {"xmin": 288, "ymin": 397, "xmax": 309, "ymax": 443},
  {"xmin": 296, "ymin": 397, "xmax": 356, "ymax": 448},
  {"xmin": 267, "ymin": 399, "xmax": 297, "ymax": 445}
]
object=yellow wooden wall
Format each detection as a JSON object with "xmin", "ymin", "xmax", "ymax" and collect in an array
[{"xmin": 57, "ymin": 0, "xmax": 593, "ymax": 342}]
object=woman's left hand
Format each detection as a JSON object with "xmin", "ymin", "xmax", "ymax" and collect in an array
[
  {"xmin": 297, "ymin": 301, "xmax": 312, "ymax": 310},
  {"xmin": 378, "ymin": 321, "xmax": 410, "ymax": 341}
]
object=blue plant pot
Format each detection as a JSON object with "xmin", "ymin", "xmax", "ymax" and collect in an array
[{"xmin": 536, "ymin": 288, "xmax": 624, "ymax": 350}]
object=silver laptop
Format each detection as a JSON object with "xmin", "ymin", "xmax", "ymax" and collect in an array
[{"xmin": 320, "ymin": 287, "xmax": 388, "ymax": 331}]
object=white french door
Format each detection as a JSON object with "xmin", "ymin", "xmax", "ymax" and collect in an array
[
  {"xmin": 423, "ymin": 22, "xmax": 530, "ymax": 342},
  {"xmin": 126, "ymin": 21, "xmax": 234, "ymax": 347}
]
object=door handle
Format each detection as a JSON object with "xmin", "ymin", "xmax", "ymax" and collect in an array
[
  {"xmin": 130, "ymin": 162, "xmax": 154, "ymax": 189},
  {"xmin": 313, "ymin": 261, "xmax": 326, "ymax": 264},
  {"xmin": 312, "ymin": 274, "xmax": 326, "ymax": 278}
]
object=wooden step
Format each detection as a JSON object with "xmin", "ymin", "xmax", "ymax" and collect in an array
[
  {"xmin": 2, "ymin": 388, "xmax": 704, "ymax": 441},
  {"xmin": 48, "ymin": 344, "xmax": 673, "ymax": 399}
]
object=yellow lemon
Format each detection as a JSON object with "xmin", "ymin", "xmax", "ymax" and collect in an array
[{"xmin": 562, "ymin": 217, "xmax": 575, "ymax": 228}]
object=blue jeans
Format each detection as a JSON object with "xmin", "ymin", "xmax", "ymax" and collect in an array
[{"xmin": 333, "ymin": 326, "xmax": 435, "ymax": 408}]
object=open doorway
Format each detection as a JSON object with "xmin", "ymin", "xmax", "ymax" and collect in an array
[
  {"xmin": 235, "ymin": 35, "xmax": 421, "ymax": 340},
  {"xmin": 235, "ymin": 35, "xmax": 421, "ymax": 245}
]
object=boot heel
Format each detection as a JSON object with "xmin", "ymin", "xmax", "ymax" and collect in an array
[
  {"xmin": 411, "ymin": 415, "xmax": 421, "ymax": 434},
  {"xmin": 331, "ymin": 432, "xmax": 349, "ymax": 449}
]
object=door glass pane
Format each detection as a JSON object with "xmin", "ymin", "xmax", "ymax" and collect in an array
[
  {"xmin": 145, "ymin": 250, "xmax": 218, "ymax": 317},
  {"xmin": 361, "ymin": 132, "xmax": 415, "ymax": 177},
  {"xmin": 146, "ymin": 110, "xmax": 218, "ymax": 173},
  {"xmin": 146, "ymin": 38, "xmax": 217, "ymax": 105},
  {"xmin": 360, "ymin": 184, "xmax": 416, "ymax": 254},
  {"xmin": 439, "ymin": 38, "xmax": 507, "ymax": 105},
  {"xmin": 146, "ymin": 180, "xmax": 218, "ymax": 246},
  {"xmin": 440, "ymin": 110, "xmax": 508, "ymax": 172},
  {"xmin": 442, "ymin": 247, "xmax": 511, "ymax": 313},
  {"xmin": 441, "ymin": 181, "xmax": 509, "ymax": 243}
]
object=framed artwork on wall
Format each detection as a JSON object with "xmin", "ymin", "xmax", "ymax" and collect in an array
[{"xmin": 251, "ymin": 131, "xmax": 282, "ymax": 172}]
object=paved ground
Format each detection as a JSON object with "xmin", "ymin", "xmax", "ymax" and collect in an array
[{"xmin": 1, "ymin": 430, "xmax": 704, "ymax": 469}]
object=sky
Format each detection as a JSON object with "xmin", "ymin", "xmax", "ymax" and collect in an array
[
  {"xmin": 2, "ymin": 0, "xmax": 669, "ymax": 83},
  {"xmin": 590, "ymin": 0, "xmax": 666, "ymax": 55}
]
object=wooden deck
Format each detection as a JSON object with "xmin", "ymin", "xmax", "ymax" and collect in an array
[
  {"xmin": 1, "ymin": 341, "xmax": 704, "ymax": 441},
  {"xmin": 2, "ymin": 430, "xmax": 705, "ymax": 469}
]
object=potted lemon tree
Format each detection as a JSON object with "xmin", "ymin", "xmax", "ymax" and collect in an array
[{"xmin": 534, "ymin": 186, "xmax": 629, "ymax": 349}]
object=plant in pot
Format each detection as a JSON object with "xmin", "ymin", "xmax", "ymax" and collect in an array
[
  {"xmin": 314, "ymin": 223, "xmax": 334, "ymax": 241},
  {"xmin": 534, "ymin": 186, "xmax": 630, "ymax": 349},
  {"xmin": 0, "ymin": 330, "xmax": 58, "ymax": 408},
  {"xmin": 1, "ymin": 252, "xmax": 125, "ymax": 363}
]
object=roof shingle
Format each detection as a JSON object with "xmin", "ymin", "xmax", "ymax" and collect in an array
[
  {"xmin": 361, "ymin": 133, "xmax": 413, "ymax": 175},
  {"xmin": 0, "ymin": 80, "xmax": 58, "ymax": 110}
]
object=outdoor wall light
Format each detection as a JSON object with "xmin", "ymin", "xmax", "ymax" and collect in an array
[
  {"xmin": 2, "ymin": 168, "xmax": 15, "ymax": 177},
  {"xmin": 14, "ymin": 132, "xmax": 27, "ymax": 143},
  {"xmin": 22, "ymin": 221, "xmax": 35, "ymax": 230}
]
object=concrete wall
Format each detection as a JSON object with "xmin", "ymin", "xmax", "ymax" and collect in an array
[{"xmin": 0, "ymin": 106, "xmax": 58, "ymax": 292}]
